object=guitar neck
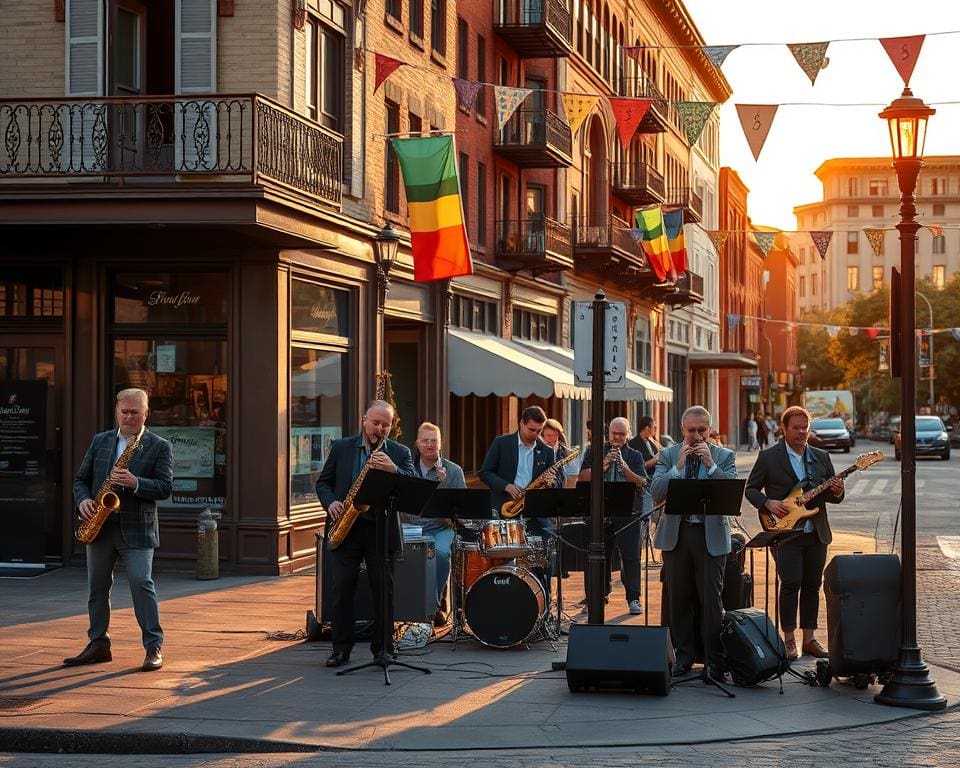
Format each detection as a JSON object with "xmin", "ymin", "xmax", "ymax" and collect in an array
[{"xmin": 798, "ymin": 464, "xmax": 856, "ymax": 505}]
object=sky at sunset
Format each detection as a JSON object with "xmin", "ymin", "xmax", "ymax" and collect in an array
[{"xmin": 682, "ymin": 1, "xmax": 960, "ymax": 231}]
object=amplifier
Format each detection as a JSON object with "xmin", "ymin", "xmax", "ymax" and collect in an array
[{"xmin": 565, "ymin": 624, "xmax": 674, "ymax": 695}]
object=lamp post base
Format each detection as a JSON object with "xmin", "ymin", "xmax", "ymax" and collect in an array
[{"xmin": 875, "ymin": 645, "xmax": 947, "ymax": 711}]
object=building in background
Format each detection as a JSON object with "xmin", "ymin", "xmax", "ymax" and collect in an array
[{"xmin": 761, "ymin": 232, "xmax": 801, "ymax": 415}]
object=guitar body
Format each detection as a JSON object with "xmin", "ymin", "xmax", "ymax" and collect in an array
[{"xmin": 758, "ymin": 484, "xmax": 819, "ymax": 532}]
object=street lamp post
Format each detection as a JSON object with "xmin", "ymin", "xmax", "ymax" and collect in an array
[
  {"xmin": 915, "ymin": 290, "xmax": 934, "ymax": 408},
  {"xmin": 875, "ymin": 88, "xmax": 946, "ymax": 710},
  {"xmin": 373, "ymin": 222, "xmax": 401, "ymax": 372}
]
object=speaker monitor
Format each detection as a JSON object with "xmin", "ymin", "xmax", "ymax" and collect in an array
[{"xmin": 565, "ymin": 624, "xmax": 674, "ymax": 695}]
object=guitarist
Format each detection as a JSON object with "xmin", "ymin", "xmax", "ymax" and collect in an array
[{"xmin": 745, "ymin": 406, "xmax": 845, "ymax": 662}]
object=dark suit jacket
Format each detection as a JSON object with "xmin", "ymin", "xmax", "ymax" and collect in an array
[
  {"xmin": 315, "ymin": 434, "xmax": 416, "ymax": 550},
  {"xmin": 73, "ymin": 429, "xmax": 174, "ymax": 549},
  {"xmin": 478, "ymin": 432, "xmax": 561, "ymax": 512},
  {"xmin": 745, "ymin": 439, "xmax": 844, "ymax": 545}
]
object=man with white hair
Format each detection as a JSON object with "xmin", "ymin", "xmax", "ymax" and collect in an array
[
  {"xmin": 651, "ymin": 405, "xmax": 738, "ymax": 678},
  {"xmin": 578, "ymin": 417, "xmax": 650, "ymax": 614}
]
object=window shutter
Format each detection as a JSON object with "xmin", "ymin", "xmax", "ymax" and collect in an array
[
  {"xmin": 66, "ymin": 0, "xmax": 105, "ymax": 171},
  {"xmin": 176, "ymin": 0, "xmax": 218, "ymax": 170}
]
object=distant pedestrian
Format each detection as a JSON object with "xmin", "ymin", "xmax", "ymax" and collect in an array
[
  {"xmin": 747, "ymin": 414, "xmax": 759, "ymax": 451},
  {"xmin": 756, "ymin": 415, "xmax": 769, "ymax": 448},
  {"xmin": 766, "ymin": 415, "xmax": 778, "ymax": 446}
]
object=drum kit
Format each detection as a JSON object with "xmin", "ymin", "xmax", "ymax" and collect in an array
[{"xmin": 451, "ymin": 520, "xmax": 557, "ymax": 648}]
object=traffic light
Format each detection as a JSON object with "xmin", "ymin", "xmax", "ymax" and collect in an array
[{"xmin": 919, "ymin": 335, "xmax": 931, "ymax": 367}]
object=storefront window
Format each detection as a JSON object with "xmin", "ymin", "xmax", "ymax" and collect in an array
[
  {"xmin": 113, "ymin": 339, "xmax": 227, "ymax": 512},
  {"xmin": 113, "ymin": 272, "xmax": 228, "ymax": 325},
  {"xmin": 291, "ymin": 347, "xmax": 344, "ymax": 505},
  {"xmin": 292, "ymin": 280, "xmax": 348, "ymax": 336}
]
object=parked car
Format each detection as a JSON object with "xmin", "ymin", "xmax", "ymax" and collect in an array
[
  {"xmin": 888, "ymin": 416, "xmax": 901, "ymax": 445},
  {"xmin": 894, "ymin": 416, "xmax": 951, "ymax": 461},
  {"xmin": 809, "ymin": 417, "xmax": 852, "ymax": 453}
]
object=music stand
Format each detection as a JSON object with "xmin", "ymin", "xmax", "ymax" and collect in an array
[
  {"xmin": 664, "ymin": 477, "xmax": 745, "ymax": 698},
  {"xmin": 336, "ymin": 469, "xmax": 438, "ymax": 685}
]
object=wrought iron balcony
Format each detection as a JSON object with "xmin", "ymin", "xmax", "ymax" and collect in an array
[
  {"xmin": 666, "ymin": 186, "xmax": 703, "ymax": 224},
  {"xmin": 617, "ymin": 74, "xmax": 669, "ymax": 133},
  {"xmin": 667, "ymin": 270, "xmax": 705, "ymax": 307},
  {"xmin": 573, "ymin": 214, "xmax": 650, "ymax": 287},
  {"xmin": 494, "ymin": 0, "xmax": 573, "ymax": 58},
  {"xmin": 610, "ymin": 161, "xmax": 665, "ymax": 205},
  {"xmin": 0, "ymin": 94, "xmax": 342, "ymax": 208},
  {"xmin": 495, "ymin": 216, "xmax": 573, "ymax": 272},
  {"xmin": 494, "ymin": 106, "xmax": 572, "ymax": 168}
]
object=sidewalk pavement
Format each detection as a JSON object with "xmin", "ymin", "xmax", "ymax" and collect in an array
[{"xmin": 1, "ymin": 547, "xmax": 957, "ymax": 756}]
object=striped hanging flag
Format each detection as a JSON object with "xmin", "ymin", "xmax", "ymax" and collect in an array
[
  {"xmin": 636, "ymin": 206, "xmax": 672, "ymax": 281},
  {"xmin": 388, "ymin": 135, "xmax": 473, "ymax": 282},
  {"xmin": 662, "ymin": 208, "xmax": 687, "ymax": 274}
]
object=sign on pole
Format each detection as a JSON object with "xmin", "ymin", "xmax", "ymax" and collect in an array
[
  {"xmin": 878, "ymin": 340, "xmax": 890, "ymax": 373},
  {"xmin": 573, "ymin": 300, "xmax": 627, "ymax": 388}
]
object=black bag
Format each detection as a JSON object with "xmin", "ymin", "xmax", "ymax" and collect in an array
[{"xmin": 720, "ymin": 608, "xmax": 788, "ymax": 686}]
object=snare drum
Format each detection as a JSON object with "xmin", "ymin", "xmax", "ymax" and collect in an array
[
  {"xmin": 463, "ymin": 565, "xmax": 546, "ymax": 648},
  {"xmin": 458, "ymin": 541, "xmax": 504, "ymax": 590},
  {"xmin": 481, "ymin": 519, "xmax": 528, "ymax": 557}
]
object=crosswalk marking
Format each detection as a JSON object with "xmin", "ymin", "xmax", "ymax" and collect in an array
[{"xmin": 937, "ymin": 536, "xmax": 960, "ymax": 560}]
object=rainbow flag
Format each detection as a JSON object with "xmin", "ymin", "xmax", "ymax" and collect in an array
[
  {"xmin": 388, "ymin": 135, "xmax": 473, "ymax": 282},
  {"xmin": 663, "ymin": 208, "xmax": 687, "ymax": 274},
  {"xmin": 636, "ymin": 206, "xmax": 672, "ymax": 281}
]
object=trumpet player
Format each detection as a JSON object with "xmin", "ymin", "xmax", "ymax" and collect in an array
[
  {"xmin": 315, "ymin": 400, "xmax": 415, "ymax": 668},
  {"xmin": 66, "ymin": 388, "xmax": 173, "ymax": 672}
]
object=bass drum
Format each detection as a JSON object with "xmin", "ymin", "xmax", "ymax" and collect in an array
[{"xmin": 464, "ymin": 565, "xmax": 546, "ymax": 648}]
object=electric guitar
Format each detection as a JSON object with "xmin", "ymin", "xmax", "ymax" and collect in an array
[{"xmin": 758, "ymin": 450, "xmax": 884, "ymax": 532}]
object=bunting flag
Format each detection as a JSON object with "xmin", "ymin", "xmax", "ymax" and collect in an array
[
  {"xmin": 560, "ymin": 92, "xmax": 599, "ymax": 135},
  {"xmin": 375, "ymin": 53, "xmax": 405, "ymax": 92},
  {"xmin": 863, "ymin": 228, "xmax": 886, "ymax": 257},
  {"xmin": 663, "ymin": 208, "xmax": 687, "ymax": 275},
  {"xmin": 736, "ymin": 104, "xmax": 779, "ymax": 161},
  {"xmin": 608, "ymin": 98, "xmax": 652, "ymax": 148},
  {"xmin": 623, "ymin": 46, "xmax": 643, "ymax": 61},
  {"xmin": 752, "ymin": 230, "xmax": 777, "ymax": 258},
  {"xmin": 703, "ymin": 45, "xmax": 739, "ymax": 68},
  {"xmin": 727, "ymin": 314, "xmax": 741, "ymax": 333},
  {"xmin": 826, "ymin": 325, "xmax": 840, "ymax": 337},
  {"xmin": 927, "ymin": 224, "xmax": 944, "ymax": 237},
  {"xmin": 636, "ymin": 206, "xmax": 672, "ymax": 281},
  {"xmin": 788, "ymin": 42, "xmax": 830, "ymax": 85},
  {"xmin": 708, "ymin": 230, "xmax": 730, "ymax": 253},
  {"xmin": 452, "ymin": 78, "xmax": 483, "ymax": 111},
  {"xmin": 880, "ymin": 35, "xmax": 925, "ymax": 86},
  {"xmin": 674, "ymin": 101, "xmax": 716, "ymax": 145},
  {"xmin": 866, "ymin": 328, "xmax": 881, "ymax": 340},
  {"xmin": 952, "ymin": 328, "xmax": 960, "ymax": 342},
  {"xmin": 494, "ymin": 86, "xmax": 531, "ymax": 131},
  {"xmin": 810, "ymin": 231, "xmax": 833, "ymax": 260},
  {"xmin": 388, "ymin": 135, "xmax": 472, "ymax": 282}
]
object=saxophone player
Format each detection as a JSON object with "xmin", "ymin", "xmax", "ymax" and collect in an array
[
  {"xmin": 65, "ymin": 388, "xmax": 173, "ymax": 671},
  {"xmin": 315, "ymin": 400, "xmax": 415, "ymax": 668}
]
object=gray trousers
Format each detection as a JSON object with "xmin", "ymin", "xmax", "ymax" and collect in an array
[{"xmin": 86, "ymin": 518, "xmax": 163, "ymax": 651}]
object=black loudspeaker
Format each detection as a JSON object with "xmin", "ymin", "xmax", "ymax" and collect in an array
[{"xmin": 565, "ymin": 624, "xmax": 674, "ymax": 695}]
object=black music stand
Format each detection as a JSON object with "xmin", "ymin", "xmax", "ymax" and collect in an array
[
  {"xmin": 419, "ymin": 488, "xmax": 495, "ymax": 538},
  {"xmin": 336, "ymin": 469, "xmax": 438, "ymax": 685},
  {"xmin": 664, "ymin": 477, "xmax": 745, "ymax": 698}
]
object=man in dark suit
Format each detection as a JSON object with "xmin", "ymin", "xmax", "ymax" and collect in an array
[
  {"xmin": 478, "ymin": 405, "xmax": 560, "ymax": 536},
  {"xmin": 745, "ymin": 405, "xmax": 844, "ymax": 661},
  {"xmin": 627, "ymin": 414, "xmax": 661, "ymax": 474},
  {"xmin": 316, "ymin": 400, "xmax": 416, "ymax": 668},
  {"xmin": 651, "ymin": 405, "xmax": 737, "ymax": 678},
  {"xmin": 66, "ymin": 388, "xmax": 174, "ymax": 672}
]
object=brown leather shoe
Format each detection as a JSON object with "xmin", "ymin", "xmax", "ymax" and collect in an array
[
  {"xmin": 63, "ymin": 643, "xmax": 112, "ymax": 666},
  {"xmin": 802, "ymin": 638, "xmax": 829, "ymax": 658},
  {"xmin": 142, "ymin": 647, "xmax": 163, "ymax": 671},
  {"xmin": 784, "ymin": 637, "xmax": 799, "ymax": 661}
]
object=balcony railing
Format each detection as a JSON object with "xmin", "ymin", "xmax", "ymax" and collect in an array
[
  {"xmin": 0, "ymin": 94, "xmax": 342, "ymax": 207},
  {"xmin": 573, "ymin": 214, "xmax": 640, "ymax": 258},
  {"xmin": 666, "ymin": 186, "xmax": 703, "ymax": 223},
  {"xmin": 670, "ymin": 270, "xmax": 704, "ymax": 306},
  {"xmin": 494, "ymin": 0, "xmax": 573, "ymax": 58},
  {"xmin": 495, "ymin": 106, "xmax": 572, "ymax": 167},
  {"xmin": 610, "ymin": 161, "xmax": 665, "ymax": 205},
  {"xmin": 495, "ymin": 216, "xmax": 573, "ymax": 270}
]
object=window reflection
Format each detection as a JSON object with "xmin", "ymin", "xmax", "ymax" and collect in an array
[{"xmin": 291, "ymin": 347, "xmax": 343, "ymax": 505}]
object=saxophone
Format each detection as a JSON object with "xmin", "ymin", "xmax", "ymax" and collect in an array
[
  {"xmin": 76, "ymin": 427, "xmax": 145, "ymax": 544},
  {"xmin": 500, "ymin": 447, "xmax": 580, "ymax": 519},
  {"xmin": 326, "ymin": 436, "xmax": 385, "ymax": 550}
]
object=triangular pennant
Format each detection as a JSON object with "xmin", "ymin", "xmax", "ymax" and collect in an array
[
  {"xmin": 849, "ymin": 328, "xmax": 860, "ymax": 336},
  {"xmin": 826, "ymin": 325, "xmax": 839, "ymax": 337},
  {"xmin": 863, "ymin": 228, "xmax": 886, "ymax": 258},
  {"xmin": 703, "ymin": 45, "xmax": 739, "ymax": 68},
  {"xmin": 752, "ymin": 230, "xmax": 777, "ymax": 258},
  {"xmin": 375, "ymin": 53, "xmax": 404, "ymax": 93},
  {"xmin": 495, "ymin": 86, "xmax": 531, "ymax": 132},
  {"xmin": 624, "ymin": 46, "xmax": 643, "ymax": 61},
  {"xmin": 708, "ymin": 230, "xmax": 730, "ymax": 253},
  {"xmin": 727, "ymin": 314, "xmax": 741, "ymax": 333},
  {"xmin": 452, "ymin": 78, "xmax": 483, "ymax": 111},
  {"xmin": 810, "ymin": 231, "xmax": 833, "ymax": 260},
  {"xmin": 927, "ymin": 224, "xmax": 943, "ymax": 237},
  {"xmin": 736, "ymin": 104, "xmax": 779, "ymax": 161},
  {"xmin": 787, "ymin": 42, "xmax": 830, "ymax": 86},
  {"xmin": 880, "ymin": 35, "xmax": 925, "ymax": 86},
  {"xmin": 560, "ymin": 92, "xmax": 599, "ymax": 135},
  {"xmin": 674, "ymin": 101, "xmax": 716, "ymax": 145},
  {"xmin": 608, "ymin": 98, "xmax": 653, "ymax": 148},
  {"xmin": 951, "ymin": 328, "xmax": 960, "ymax": 342},
  {"xmin": 866, "ymin": 328, "xmax": 880, "ymax": 340}
]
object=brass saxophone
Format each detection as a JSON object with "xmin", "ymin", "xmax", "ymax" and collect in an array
[
  {"xmin": 500, "ymin": 447, "xmax": 580, "ymax": 519},
  {"xmin": 76, "ymin": 427, "xmax": 144, "ymax": 545},
  {"xmin": 326, "ymin": 436, "xmax": 386, "ymax": 550}
]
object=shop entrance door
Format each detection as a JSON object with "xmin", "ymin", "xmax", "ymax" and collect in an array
[{"xmin": 0, "ymin": 338, "xmax": 64, "ymax": 565}]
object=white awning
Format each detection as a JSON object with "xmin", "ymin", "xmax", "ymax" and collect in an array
[
  {"xmin": 514, "ymin": 340, "xmax": 673, "ymax": 403},
  {"xmin": 448, "ymin": 329, "xmax": 589, "ymax": 399},
  {"xmin": 688, "ymin": 352, "xmax": 759, "ymax": 370}
]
